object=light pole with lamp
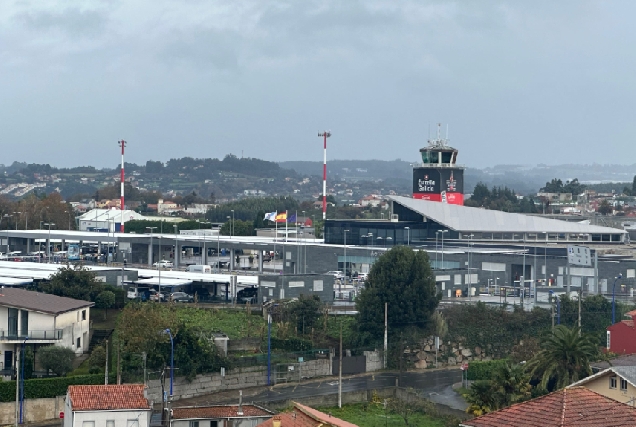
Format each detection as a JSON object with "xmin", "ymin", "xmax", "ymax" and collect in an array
[
  {"xmin": 162, "ymin": 329, "xmax": 174, "ymax": 396},
  {"xmin": 404, "ymin": 227, "xmax": 410, "ymax": 246},
  {"xmin": 440, "ymin": 230, "xmax": 448, "ymax": 269},
  {"xmin": 612, "ymin": 273, "xmax": 624, "ymax": 324},
  {"xmin": 13, "ymin": 212, "xmax": 21, "ymax": 230},
  {"xmin": 343, "ymin": 229, "xmax": 349, "ymax": 282},
  {"xmin": 146, "ymin": 227, "xmax": 157, "ymax": 267},
  {"xmin": 3, "ymin": 214, "xmax": 13, "ymax": 255},
  {"xmin": 19, "ymin": 336, "xmax": 28, "ymax": 425},
  {"xmin": 44, "ymin": 222, "xmax": 55, "ymax": 263},
  {"xmin": 173, "ymin": 225, "xmax": 178, "ymax": 269},
  {"xmin": 267, "ymin": 313, "xmax": 272, "ymax": 386}
]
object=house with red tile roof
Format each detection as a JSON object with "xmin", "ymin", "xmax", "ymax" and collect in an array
[
  {"xmin": 256, "ymin": 402, "xmax": 358, "ymax": 427},
  {"xmin": 606, "ymin": 310, "xmax": 636, "ymax": 354},
  {"xmin": 170, "ymin": 404, "xmax": 274, "ymax": 427},
  {"xmin": 64, "ymin": 384, "xmax": 152, "ymax": 427},
  {"xmin": 459, "ymin": 386, "xmax": 636, "ymax": 427}
]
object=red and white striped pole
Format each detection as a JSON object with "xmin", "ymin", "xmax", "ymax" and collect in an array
[
  {"xmin": 118, "ymin": 140, "xmax": 127, "ymax": 232},
  {"xmin": 318, "ymin": 131, "xmax": 331, "ymax": 220}
]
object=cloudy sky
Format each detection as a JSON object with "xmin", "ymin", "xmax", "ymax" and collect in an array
[{"xmin": 1, "ymin": 0, "xmax": 635, "ymax": 169}]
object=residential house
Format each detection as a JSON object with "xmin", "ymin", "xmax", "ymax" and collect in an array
[
  {"xmin": 171, "ymin": 404, "xmax": 273, "ymax": 427},
  {"xmin": 568, "ymin": 366, "xmax": 636, "ymax": 405},
  {"xmin": 0, "ymin": 288, "xmax": 93, "ymax": 377},
  {"xmin": 592, "ymin": 353, "xmax": 636, "ymax": 372},
  {"xmin": 256, "ymin": 402, "xmax": 358, "ymax": 427},
  {"xmin": 606, "ymin": 309, "xmax": 636, "ymax": 354},
  {"xmin": 459, "ymin": 387, "xmax": 636, "ymax": 427},
  {"xmin": 64, "ymin": 384, "xmax": 152, "ymax": 427}
]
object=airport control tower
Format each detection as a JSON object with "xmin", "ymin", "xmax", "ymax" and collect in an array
[{"xmin": 412, "ymin": 124, "xmax": 465, "ymax": 205}]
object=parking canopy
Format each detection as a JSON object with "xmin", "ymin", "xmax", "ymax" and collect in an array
[{"xmin": 135, "ymin": 277, "xmax": 192, "ymax": 287}]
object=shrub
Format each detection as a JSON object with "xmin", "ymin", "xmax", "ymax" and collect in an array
[
  {"xmin": 467, "ymin": 359, "xmax": 509, "ymax": 381},
  {"xmin": 39, "ymin": 346, "xmax": 75, "ymax": 376}
]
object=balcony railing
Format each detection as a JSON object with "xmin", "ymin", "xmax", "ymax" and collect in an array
[{"xmin": 0, "ymin": 330, "xmax": 63, "ymax": 340}]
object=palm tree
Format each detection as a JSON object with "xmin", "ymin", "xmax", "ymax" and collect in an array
[{"xmin": 527, "ymin": 325, "xmax": 597, "ymax": 390}]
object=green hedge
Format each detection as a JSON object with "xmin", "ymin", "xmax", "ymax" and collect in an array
[
  {"xmin": 269, "ymin": 337, "xmax": 312, "ymax": 352},
  {"xmin": 0, "ymin": 374, "xmax": 116, "ymax": 402},
  {"xmin": 466, "ymin": 359, "xmax": 508, "ymax": 381}
]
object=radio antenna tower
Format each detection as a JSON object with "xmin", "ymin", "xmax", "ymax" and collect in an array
[
  {"xmin": 118, "ymin": 140, "xmax": 127, "ymax": 232},
  {"xmin": 318, "ymin": 131, "xmax": 331, "ymax": 220}
]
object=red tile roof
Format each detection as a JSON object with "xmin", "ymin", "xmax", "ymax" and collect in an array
[
  {"xmin": 461, "ymin": 387, "xmax": 636, "ymax": 427},
  {"xmin": 67, "ymin": 385, "xmax": 151, "ymax": 411},
  {"xmin": 172, "ymin": 405, "xmax": 273, "ymax": 419},
  {"xmin": 256, "ymin": 402, "xmax": 358, "ymax": 427}
]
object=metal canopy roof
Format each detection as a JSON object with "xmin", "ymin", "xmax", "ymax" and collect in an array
[
  {"xmin": 135, "ymin": 277, "xmax": 192, "ymax": 287},
  {"xmin": 390, "ymin": 196, "xmax": 626, "ymax": 235}
]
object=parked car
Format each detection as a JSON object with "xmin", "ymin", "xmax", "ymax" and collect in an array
[
  {"xmin": 149, "ymin": 290, "xmax": 168, "ymax": 302},
  {"xmin": 326, "ymin": 270, "xmax": 344, "ymax": 280},
  {"xmin": 153, "ymin": 260, "xmax": 174, "ymax": 268},
  {"xmin": 170, "ymin": 292, "xmax": 194, "ymax": 303}
]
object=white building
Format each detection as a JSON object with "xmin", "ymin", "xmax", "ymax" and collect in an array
[
  {"xmin": 171, "ymin": 404, "xmax": 273, "ymax": 427},
  {"xmin": 0, "ymin": 288, "xmax": 93, "ymax": 377},
  {"xmin": 78, "ymin": 209, "xmax": 146, "ymax": 232},
  {"xmin": 64, "ymin": 384, "xmax": 152, "ymax": 427}
]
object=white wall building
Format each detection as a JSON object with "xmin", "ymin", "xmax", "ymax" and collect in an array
[
  {"xmin": 78, "ymin": 209, "xmax": 146, "ymax": 232},
  {"xmin": 0, "ymin": 288, "xmax": 93, "ymax": 377},
  {"xmin": 65, "ymin": 384, "xmax": 152, "ymax": 427}
]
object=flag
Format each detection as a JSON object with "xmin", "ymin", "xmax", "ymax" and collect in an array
[
  {"xmin": 275, "ymin": 212, "xmax": 287, "ymax": 223},
  {"xmin": 287, "ymin": 213, "xmax": 297, "ymax": 223},
  {"xmin": 264, "ymin": 211, "xmax": 277, "ymax": 222}
]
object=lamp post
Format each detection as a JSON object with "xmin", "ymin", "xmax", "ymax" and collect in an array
[
  {"xmin": 343, "ymin": 229, "xmax": 349, "ymax": 282},
  {"xmin": 173, "ymin": 225, "xmax": 178, "ymax": 269},
  {"xmin": 612, "ymin": 273, "xmax": 624, "ymax": 324},
  {"xmin": 440, "ymin": 230, "xmax": 448, "ymax": 269},
  {"xmin": 13, "ymin": 213, "xmax": 21, "ymax": 230},
  {"xmin": 231, "ymin": 210, "xmax": 235, "ymax": 237},
  {"xmin": 302, "ymin": 210, "xmax": 306, "ymax": 273},
  {"xmin": 44, "ymin": 222, "xmax": 55, "ymax": 263},
  {"xmin": 3, "ymin": 214, "xmax": 13, "ymax": 255},
  {"xmin": 217, "ymin": 231, "xmax": 220, "ymax": 273},
  {"xmin": 466, "ymin": 234, "xmax": 474, "ymax": 300},
  {"xmin": 19, "ymin": 337, "xmax": 28, "ymax": 424},
  {"xmin": 404, "ymin": 227, "xmax": 410, "ymax": 246},
  {"xmin": 267, "ymin": 313, "xmax": 272, "ymax": 386},
  {"xmin": 162, "ymin": 329, "xmax": 174, "ymax": 396}
]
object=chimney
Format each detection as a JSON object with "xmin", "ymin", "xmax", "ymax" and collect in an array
[
  {"xmin": 237, "ymin": 390, "xmax": 243, "ymax": 416},
  {"xmin": 272, "ymin": 415, "xmax": 281, "ymax": 427}
]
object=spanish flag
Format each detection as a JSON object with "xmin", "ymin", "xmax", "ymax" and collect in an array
[{"xmin": 275, "ymin": 212, "xmax": 287, "ymax": 223}]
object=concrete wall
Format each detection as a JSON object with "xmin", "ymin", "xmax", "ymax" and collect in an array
[
  {"xmin": 147, "ymin": 360, "xmax": 331, "ymax": 402},
  {"xmin": 258, "ymin": 274, "xmax": 334, "ymax": 304},
  {"xmin": 364, "ymin": 350, "xmax": 383, "ymax": 372},
  {"xmin": 0, "ymin": 396, "xmax": 64, "ymax": 425}
]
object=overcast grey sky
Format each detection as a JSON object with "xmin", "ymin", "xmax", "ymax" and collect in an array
[{"xmin": 1, "ymin": 1, "xmax": 635, "ymax": 169}]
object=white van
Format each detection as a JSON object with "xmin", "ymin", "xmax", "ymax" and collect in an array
[{"xmin": 187, "ymin": 265, "xmax": 212, "ymax": 274}]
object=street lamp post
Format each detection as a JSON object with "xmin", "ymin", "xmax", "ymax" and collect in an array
[
  {"xmin": 440, "ymin": 230, "xmax": 448, "ymax": 269},
  {"xmin": 19, "ymin": 337, "xmax": 28, "ymax": 425},
  {"xmin": 44, "ymin": 222, "xmax": 55, "ymax": 263},
  {"xmin": 162, "ymin": 329, "xmax": 174, "ymax": 396},
  {"xmin": 173, "ymin": 225, "xmax": 178, "ymax": 269},
  {"xmin": 3, "ymin": 214, "xmax": 13, "ymax": 255},
  {"xmin": 267, "ymin": 314, "xmax": 272, "ymax": 386},
  {"xmin": 612, "ymin": 273, "xmax": 624, "ymax": 324},
  {"xmin": 467, "ymin": 234, "xmax": 474, "ymax": 300},
  {"xmin": 343, "ymin": 230, "xmax": 349, "ymax": 282},
  {"xmin": 404, "ymin": 227, "xmax": 410, "ymax": 246}
]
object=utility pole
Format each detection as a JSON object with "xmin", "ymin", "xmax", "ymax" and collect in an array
[
  {"xmin": 105, "ymin": 339, "xmax": 109, "ymax": 385},
  {"xmin": 117, "ymin": 341, "xmax": 121, "ymax": 385},
  {"xmin": 143, "ymin": 352, "xmax": 147, "ymax": 387},
  {"xmin": 384, "ymin": 302, "xmax": 388, "ymax": 369},
  {"xmin": 578, "ymin": 288, "xmax": 582, "ymax": 337},
  {"xmin": 551, "ymin": 296, "xmax": 555, "ymax": 330},
  {"xmin": 338, "ymin": 322, "xmax": 342, "ymax": 409},
  {"xmin": 14, "ymin": 349, "xmax": 20, "ymax": 427}
]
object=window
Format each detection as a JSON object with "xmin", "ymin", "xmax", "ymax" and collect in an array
[
  {"xmin": 82, "ymin": 310, "xmax": 87, "ymax": 321},
  {"xmin": 610, "ymin": 376, "xmax": 617, "ymax": 389},
  {"xmin": 126, "ymin": 420, "xmax": 139, "ymax": 427},
  {"xmin": 76, "ymin": 337, "xmax": 81, "ymax": 349},
  {"xmin": 106, "ymin": 421, "xmax": 115, "ymax": 427},
  {"xmin": 621, "ymin": 378, "xmax": 628, "ymax": 391},
  {"xmin": 189, "ymin": 422, "xmax": 199, "ymax": 427},
  {"xmin": 8, "ymin": 308, "xmax": 17, "ymax": 337},
  {"xmin": 82, "ymin": 422, "xmax": 95, "ymax": 427}
]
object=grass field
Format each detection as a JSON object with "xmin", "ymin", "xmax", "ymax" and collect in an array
[{"xmin": 317, "ymin": 403, "xmax": 449, "ymax": 427}]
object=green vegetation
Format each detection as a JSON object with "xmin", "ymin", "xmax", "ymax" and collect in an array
[
  {"xmin": 39, "ymin": 346, "xmax": 76, "ymax": 377},
  {"xmin": 526, "ymin": 325, "xmax": 597, "ymax": 390},
  {"xmin": 464, "ymin": 362, "xmax": 531, "ymax": 416},
  {"xmin": 465, "ymin": 182, "xmax": 538, "ymax": 213},
  {"xmin": 175, "ymin": 306, "xmax": 266, "ymax": 339},
  {"xmin": 318, "ymin": 402, "xmax": 452, "ymax": 427},
  {"xmin": 355, "ymin": 246, "xmax": 441, "ymax": 356},
  {"xmin": 0, "ymin": 375, "xmax": 115, "ymax": 402},
  {"xmin": 466, "ymin": 360, "xmax": 509, "ymax": 381}
]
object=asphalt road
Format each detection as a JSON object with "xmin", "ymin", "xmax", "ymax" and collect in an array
[{"xmin": 183, "ymin": 369, "xmax": 465, "ymax": 410}]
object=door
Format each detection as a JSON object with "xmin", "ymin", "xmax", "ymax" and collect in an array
[{"xmin": 4, "ymin": 351, "xmax": 12, "ymax": 371}]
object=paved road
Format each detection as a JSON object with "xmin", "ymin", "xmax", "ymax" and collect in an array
[{"xmin": 180, "ymin": 369, "xmax": 466, "ymax": 411}]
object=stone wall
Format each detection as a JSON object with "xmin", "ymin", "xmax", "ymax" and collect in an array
[
  {"xmin": 147, "ymin": 359, "xmax": 332, "ymax": 402},
  {"xmin": 0, "ymin": 396, "xmax": 64, "ymax": 425},
  {"xmin": 410, "ymin": 336, "xmax": 491, "ymax": 369},
  {"xmin": 364, "ymin": 350, "xmax": 383, "ymax": 372}
]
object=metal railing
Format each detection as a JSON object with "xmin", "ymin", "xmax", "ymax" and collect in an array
[{"xmin": 0, "ymin": 329, "xmax": 63, "ymax": 340}]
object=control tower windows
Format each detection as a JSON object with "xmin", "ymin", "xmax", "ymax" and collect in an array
[{"xmin": 441, "ymin": 151, "xmax": 453, "ymax": 164}]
